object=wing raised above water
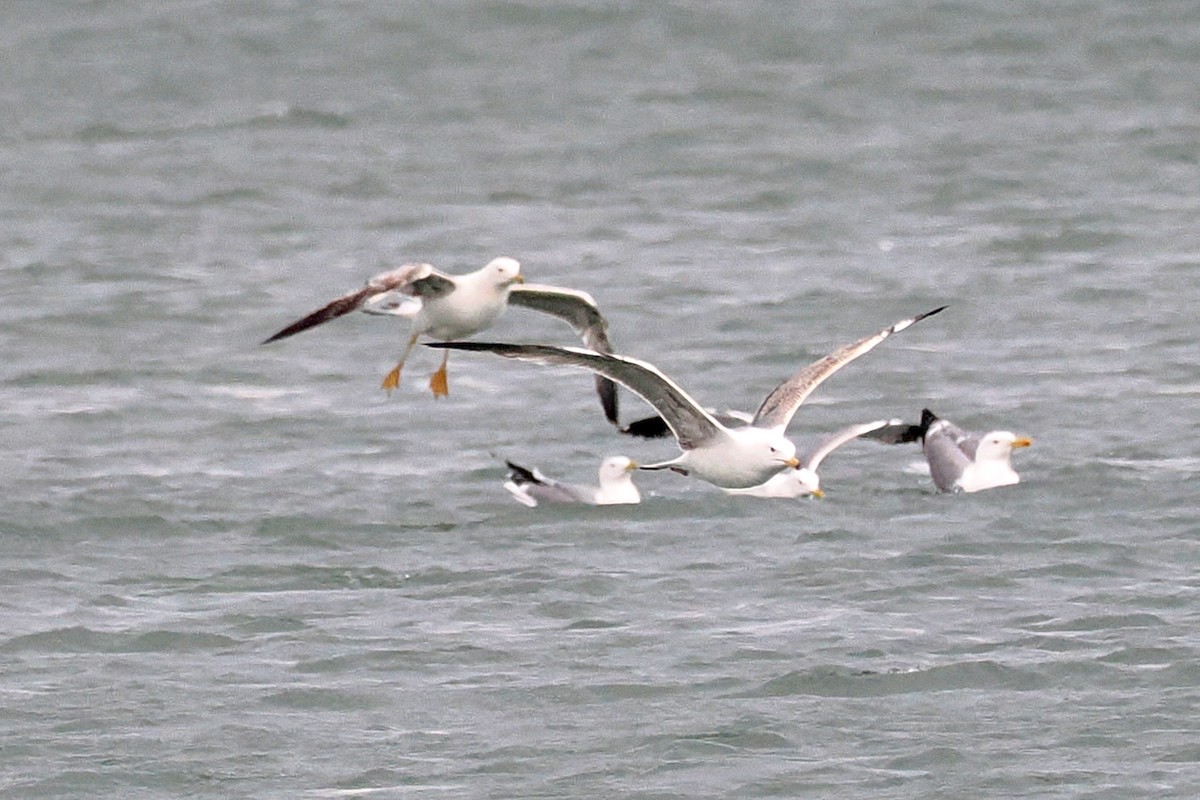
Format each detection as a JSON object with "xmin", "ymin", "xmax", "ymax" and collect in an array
[
  {"xmin": 752, "ymin": 306, "xmax": 947, "ymax": 431},
  {"xmin": 507, "ymin": 284, "xmax": 620, "ymax": 426}
]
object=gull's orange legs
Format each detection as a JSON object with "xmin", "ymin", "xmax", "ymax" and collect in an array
[
  {"xmin": 381, "ymin": 330, "xmax": 421, "ymax": 394},
  {"xmin": 428, "ymin": 348, "xmax": 450, "ymax": 398}
]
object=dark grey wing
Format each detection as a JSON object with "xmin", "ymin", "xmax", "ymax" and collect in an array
[
  {"xmin": 800, "ymin": 419, "xmax": 899, "ymax": 472},
  {"xmin": 430, "ymin": 342, "xmax": 725, "ymax": 450},
  {"xmin": 922, "ymin": 424, "xmax": 973, "ymax": 492},
  {"xmin": 504, "ymin": 460, "xmax": 540, "ymax": 485},
  {"xmin": 860, "ymin": 420, "xmax": 923, "ymax": 445},
  {"xmin": 504, "ymin": 460, "xmax": 593, "ymax": 504},
  {"xmin": 261, "ymin": 263, "xmax": 441, "ymax": 343},
  {"xmin": 917, "ymin": 409, "xmax": 979, "ymax": 458},
  {"xmin": 940, "ymin": 421, "xmax": 979, "ymax": 459},
  {"xmin": 620, "ymin": 408, "xmax": 749, "ymax": 439},
  {"xmin": 507, "ymin": 284, "xmax": 611, "ymax": 350},
  {"xmin": 619, "ymin": 414, "xmax": 673, "ymax": 438},
  {"xmin": 751, "ymin": 306, "xmax": 947, "ymax": 431},
  {"xmin": 508, "ymin": 283, "xmax": 619, "ymax": 426},
  {"xmin": 407, "ymin": 269, "xmax": 458, "ymax": 300},
  {"xmin": 526, "ymin": 483, "xmax": 594, "ymax": 503},
  {"xmin": 957, "ymin": 435, "xmax": 982, "ymax": 461}
]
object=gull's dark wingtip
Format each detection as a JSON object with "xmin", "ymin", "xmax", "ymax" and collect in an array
[
  {"xmin": 504, "ymin": 460, "xmax": 541, "ymax": 486},
  {"xmin": 861, "ymin": 420, "xmax": 924, "ymax": 445},
  {"xmin": 424, "ymin": 340, "xmax": 539, "ymax": 358},
  {"xmin": 260, "ymin": 314, "xmax": 327, "ymax": 345},
  {"xmin": 916, "ymin": 304, "xmax": 948, "ymax": 322},
  {"xmin": 597, "ymin": 376, "xmax": 620, "ymax": 427},
  {"xmin": 260, "ymin": 287, "xmax": 377, "ymax": 346},
  {"xmin": 917, "ymin": 408, "xmax": 940, "ymax": 440},
  {"xmin": 619, "ymin": 414, "xmax": 673, "ymax": 439}
]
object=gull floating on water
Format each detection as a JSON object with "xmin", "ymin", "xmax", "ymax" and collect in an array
[
  {"xmin": 503, "ymin": 455, "xmax": 641, "ymax": 507},
  {"xmin": 723, "ymin": 418, "xmax": 908, "ymax": 498},
  {"xmin": 429, "ymin": 306, "xmax": 946, "ymax": 490},
  {"xmin": 262, "ymin": 257, "xmax": 620, "ymax": 423},
  {"xmin": 913, "ymin": 408, "xmax": 1032, "ymax": 492}
]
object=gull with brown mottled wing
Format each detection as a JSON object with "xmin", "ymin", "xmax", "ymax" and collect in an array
[{"xmin": 262, "ymin": 257, "xmax": 620, "ymax": 424}]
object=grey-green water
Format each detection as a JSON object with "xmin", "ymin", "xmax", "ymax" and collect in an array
[{"xmin": 3, "ymin": 2, "xmax": 1200, "ymax": 797}]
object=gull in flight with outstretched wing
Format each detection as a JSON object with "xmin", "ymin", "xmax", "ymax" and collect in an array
[
  {"xmin": 429, "ymin": 307, "xmax": 946, "ymax": 490},
  {"xmin": 262, "ymin": 257, "xmax": 620, "ymax": 424}
]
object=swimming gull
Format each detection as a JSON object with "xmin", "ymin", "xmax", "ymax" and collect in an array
[
  {"xmin": 262, "ymin": 257, "xmax": 620, "ymax": 422},
  {"xmin": 724, "ymin": 418, "xmax": 907, "ymax": 498},
  {"xmin": 503, "ymin": 455, "xmax": 641, "ymax": 507},
  {"xmin": 428, "ymin": 306, "xmax": 946, "ymax": 490},
  {"xmin": 914, "ymin": 408, "xmax": 1032, "ymax": 492}
]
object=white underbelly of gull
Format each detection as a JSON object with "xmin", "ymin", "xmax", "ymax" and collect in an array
[
  {"xmin": 429, "ymin": 306, "xmax": 945, "ymax": 491},
  {"xmin": 261, "ymin": 257, "xmax": 622, "ymax": 425},
  {"xmin": 503, "ymin": 456, "xmax": 640, "ymax": 507},
  {"xmin": 723, "ymin": 418, "xmax": 908, "ymax": 498}
]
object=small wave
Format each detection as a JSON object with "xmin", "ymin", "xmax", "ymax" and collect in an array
[
  {"xmin": 74, "ymin": 123, "xmax": 141, "ymax": 143},
  {"xmin": 207, "ymin": 384, "xmax": 299, "ymax": 401},
  {"xmin": 1095, "ymin": 456, "xmax": 1200, "ymax": 475},
  {"xmin": 1027, "ymin": 612, "xmax": 1166, "ymax": 633},
  {"xmin": 562, "ymin": 618, "xmax": 625, "ymax": 631},
  {"xmin": 738, "ymin": 659, "xmax": 1045, "ymax": 698},
  {"xmin": 1, "ymin": 625, "xmax": 238, "ymax": 654},
  {"xmin": 68, "ymin": 104, "xmax": 351, "ymax": 145},
  {"xmin": 202, "ymin": 563, "xmax": 407, "ymax": 594},
  {"xmin": 178, "ymin": 187, "xmax": 268, "ymax": 207},
  {"xmin": 243, "ymin": 104, "xmax": 352, "ymax": 130},
  {"xmin": 264, "ymin": 687, "xmax": 374, "ymax": 711}
]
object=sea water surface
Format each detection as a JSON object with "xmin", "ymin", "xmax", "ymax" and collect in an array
[{"xmin": 3, "ymin": 2, "xmax": 1200, "ymax": 798}]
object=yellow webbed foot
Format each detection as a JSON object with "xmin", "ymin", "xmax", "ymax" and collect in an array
[
  {"xmin": 429, "ymin": 366, "xmax": 449, "ymax": 398},
  {"xmin": 381, "ymin": 364, "xmax": 403, "ymax": 394}
]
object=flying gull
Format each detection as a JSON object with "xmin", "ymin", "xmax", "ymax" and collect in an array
[
  {"xmin": 428, "ymin": 306, "xmax": 946, "ymax": 490},
  {"xmin": 724, "ymin": 418, "xmax": 908, "ymax": 498},
  {"xmin": 262, "ymin": 257, "xmax": 620, "ymax": 423},
  {"xmin": 502, "ymin": 455, "xmax": 641, "ymax": 507},
  {"xmin": 913, "ymin": 408, "xmax": 1032, "ymax": 492}
]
